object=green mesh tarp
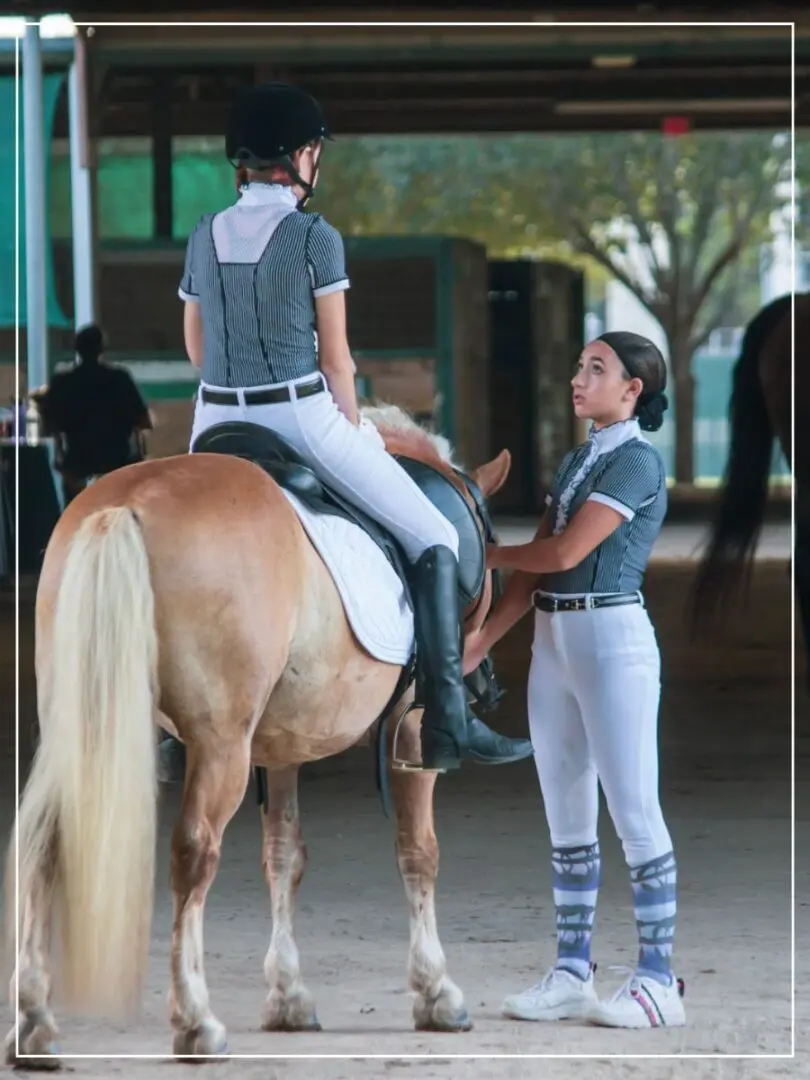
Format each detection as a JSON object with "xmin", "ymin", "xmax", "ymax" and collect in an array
[{"xmin": 0, "ymin": 71, "xmax": 69, "ymax": 328}]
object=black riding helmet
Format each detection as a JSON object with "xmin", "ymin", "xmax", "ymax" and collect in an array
[{"xmin": 226, "ymin": 81, "xmax": 332, "ymax": 207}]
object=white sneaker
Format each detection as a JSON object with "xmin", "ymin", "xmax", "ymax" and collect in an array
[
  {"xmin": 502, "ymin": 965, "xmax": 598, "ymax": 1021},
  {"xmin": 586, "ymin": 967, "xmax": 686, "ymax": 1029}
]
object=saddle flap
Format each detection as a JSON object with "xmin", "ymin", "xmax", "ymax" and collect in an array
[{"xmin": 393, "ymin": 456, "xmax": 485, "ymax": 605}]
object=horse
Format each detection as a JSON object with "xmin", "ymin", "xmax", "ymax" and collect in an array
[
  {"xmin": 4, "ymin": 403, "xmax": 512, "ymax": 1066},
  {"xmin": 689, "ymin": 291, "xmax": 807, "ymax": 678}
]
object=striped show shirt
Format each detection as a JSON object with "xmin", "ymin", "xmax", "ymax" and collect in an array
[
  {"xmin": 178, "ymin": 183, "xmax": 349, "ymax": 388},
  {"xmin": 541, "ymin": 435, "xmax": 668, "ymax": 595}
]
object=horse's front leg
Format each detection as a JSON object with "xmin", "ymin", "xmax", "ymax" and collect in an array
[
  {"xmin": 260, "ymin": 765, "xmax": 320, "ymax": 1032},
  {"xmin": 389, "ymin": 707, "xmax": 472, "ymax": 1032}
]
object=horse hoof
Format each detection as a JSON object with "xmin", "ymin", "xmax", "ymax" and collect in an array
[
  {"xmin": 172, "ymin": 1020, "xmax": 229, "ymax": 1060},
  {"xmin": 414, "ymin": 995, "xmax": 473, "ymax": 1033},
  {"xmin": 415, "ymin": 1009, "xmax": 473, "ymax": 1033},
  {"xmin": 262, "ymin": 990, "xmax": 321, "ymax": 1033},
  {"xmin": 5, "ymin": 1025, "xmax": 63, "ymax": 1071},
  {"xmin": 5, "ymin": 1045, "xmax": 63, "ymax": 1071},
  {"xmin": 261, "ymin": 1012, "xmax": 322, "ymax": 1033},
  {"xmin": 262, "ymin": 1019, "xmax": 322, "ymax": 1033}
]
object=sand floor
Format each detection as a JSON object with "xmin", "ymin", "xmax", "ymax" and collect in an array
[{"xmin": 0, "ymin": 545, "xmax": 803, "ymax": 1079}]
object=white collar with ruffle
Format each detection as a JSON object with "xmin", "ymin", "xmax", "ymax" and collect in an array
[{"xmin": 553, "ymin": 418, "xmax": 645, "ymax": 535}]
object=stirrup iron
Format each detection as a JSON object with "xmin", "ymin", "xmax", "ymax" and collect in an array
[{"xmin": 390, "ymin": 701, "xmax": 447, "ymax": 774}]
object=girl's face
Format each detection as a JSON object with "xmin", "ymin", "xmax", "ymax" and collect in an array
[{"xmin": 571, "ymin": 339, "xmax": 643, "ymax": 429}]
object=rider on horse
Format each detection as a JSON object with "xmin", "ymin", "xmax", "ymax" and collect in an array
[{"xmin": 163, "ymin": 81, "xmax": 532, "ymax": 775}]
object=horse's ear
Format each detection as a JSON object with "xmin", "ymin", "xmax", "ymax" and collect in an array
[{"xmin": 470, "ymin": 449, "xmax": 511, "ymax": 498}]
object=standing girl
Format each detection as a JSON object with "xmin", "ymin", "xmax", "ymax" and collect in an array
[{"xmin": 464, "ymin": 331, "xmax": 685, "ymax": 1029}]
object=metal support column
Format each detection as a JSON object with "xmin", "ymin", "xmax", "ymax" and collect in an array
[
  {"xmin": 22, "ymin": 21, "xmax": 47, "ymax": 390},
  {"xmin": 68, "ymin": 31, "xmax": 95, "ymax": 329}
]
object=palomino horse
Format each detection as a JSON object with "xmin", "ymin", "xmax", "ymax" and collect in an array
[
  {"xmin": 4, "ymin": 405, "xmax": 511, "ymax": 1065},
  {"xmin": 690, "ymin": 292, "xmax": 807, "ymax": 676}
]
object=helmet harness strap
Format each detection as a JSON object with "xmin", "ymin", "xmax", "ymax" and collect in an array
[
  {"xmin": 281, "ymin": 142, "xmax": 322, "ymax": 209},
  {"xmin": 232, "ymin": 142, "xmax": 323, "ymax": 210}
]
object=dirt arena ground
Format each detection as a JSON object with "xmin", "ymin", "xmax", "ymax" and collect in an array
[{"xmin": 0, "ymin": 521, "xmax": 804, "ymax": 1080}]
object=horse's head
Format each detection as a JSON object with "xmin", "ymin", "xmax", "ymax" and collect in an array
[{"xmin": 360, "ymin": 403, "xmax": 510, "ymax": 634}]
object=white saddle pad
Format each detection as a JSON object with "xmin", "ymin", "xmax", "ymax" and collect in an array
[{"xmin": 281, "ymin": 489, "xmax": 415, "ymax": 666}]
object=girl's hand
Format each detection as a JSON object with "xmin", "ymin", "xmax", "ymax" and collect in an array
[
  {"xmin": 462, "ymin": 628, "xmax": 489, "ymax": 676},
  {"xmin": 486, "ymin": 543, "xmax": 502, "ymax": 569}
]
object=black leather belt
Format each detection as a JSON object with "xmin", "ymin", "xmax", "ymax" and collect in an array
[
  {"xmin": 533, "ymin": 592, "xmax": 642, "ymax": 613},
  {"xmin": 201, "ymin": 377, "xmax": 324, "ymax": 407}
]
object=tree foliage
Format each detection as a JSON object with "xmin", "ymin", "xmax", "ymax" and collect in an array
[
  {"xmin": 318, "ymin": 129, "xmax": 793, "ymax": 481},
  {"xmin": 543, "ymin": 131, "xmax": 790, "ymax": 347},
  {"xmin": 541, "ymin": 131, "xmax": 791, "ymax": 481},
  {"xmin": 795, "ymin": 135, "xmax": 810, "ymax": 248},
  {"xmin": 320, "ymin": 130, "xmax": 789, "ymax": 334}
]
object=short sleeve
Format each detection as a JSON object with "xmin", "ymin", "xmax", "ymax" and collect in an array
[
  {"xmin": 588, "ymin": 442, "xmax": 663, "ymax": 521},
  {"xmin": 306, "ymin": 215, "xmax": 350, "ymax": 297},
  {"xmin": 178, "ymin": 218, "xmax": 205, "ymax": 303}
]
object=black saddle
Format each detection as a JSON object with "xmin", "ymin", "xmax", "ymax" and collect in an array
[{"xmin": 190, "ymin": 420, "xmax": 487, "ymax": 607}]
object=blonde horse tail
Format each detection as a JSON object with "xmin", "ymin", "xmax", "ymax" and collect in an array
[{"xmin": 10, "ymin": 506, "xmax": 158, "ymax": 1017}]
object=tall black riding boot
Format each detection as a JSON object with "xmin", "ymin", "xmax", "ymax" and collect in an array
[{"xmin": 410, "ymin": 545, "xmax": 534, "ymax": 771}]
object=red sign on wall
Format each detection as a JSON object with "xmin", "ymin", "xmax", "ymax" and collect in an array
[{"xmin": 662, "ymin": 115, "xmax": 692, "ymax": 136}]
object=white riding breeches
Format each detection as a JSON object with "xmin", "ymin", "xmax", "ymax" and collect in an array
[
  {"xmin": 189, "ymin": 374, "xmax": 459, "ymax": 562},
  {"xmin": 527, "ymin": 594, "xmax": 673, "ymax": 867}
]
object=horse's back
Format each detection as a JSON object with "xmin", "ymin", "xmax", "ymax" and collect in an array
[
  {"xmin": 39, "ymin": 453, "xmax": 307, "ymax": 730},
  {"xmin": 47, "ymin": 452, "xmax": 297, "ymax": 571},
  {"xmin": 39, "ymin": 450, "xmax": 398, "ymax": 761}
]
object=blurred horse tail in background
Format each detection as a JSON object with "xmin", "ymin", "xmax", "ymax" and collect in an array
[{"xmin": 690, "ymin": 291, "xmax": 809, "ymax": 683}]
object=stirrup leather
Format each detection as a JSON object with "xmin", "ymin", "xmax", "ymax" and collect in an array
[{"xmin": 390, "ymin": 701, "xmax": 448, "ymax": 774}]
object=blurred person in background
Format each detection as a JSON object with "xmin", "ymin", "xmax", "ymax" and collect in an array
[{"xmin": 33, "ymin": 323, "xmax": 153, "ymax": 503}]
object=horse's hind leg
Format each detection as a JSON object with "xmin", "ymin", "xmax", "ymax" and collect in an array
[
  {"xmin": 5, "ymin": 851, "xmax": 61, "ymax": 1070},
  {"xmin": 260, "ymin": 766, "xmax": 320, "ymax": 1032},
  {"xmin": 389, "ymin": 709, "xmax": 471, "ymax": 1033},
  {"xmin": 169, "ymin": 737, "xmax": 251, "ymax": 1058}
]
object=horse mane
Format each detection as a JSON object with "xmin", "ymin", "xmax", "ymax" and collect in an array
[{"xmin": 360, "ymin": 402, "xmax": 462, "ymax": 474}]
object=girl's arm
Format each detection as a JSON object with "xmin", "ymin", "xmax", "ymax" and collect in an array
[
  {"xmin": 183, "ymin": 301, "xmax": 204, "ymax": 368},
  {"xmin": 463, "ymin": 512, "xmax": 552, "ymax": 673},
  {"xmin": 486, "ymin": 501, "xmax": 625, "ymax": 576},
  {"xmin": 315, "ymin": 290, "xmax": 359, "ymax": 426}
]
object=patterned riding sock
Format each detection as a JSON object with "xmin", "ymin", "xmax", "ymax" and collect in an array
[
  {"xmin": 551, "ymin": 842, "xmax": 601, "ymax": 981},
  {"xmin": 630, "ymin": 850, "xmax": 678, "ymax": 985}
]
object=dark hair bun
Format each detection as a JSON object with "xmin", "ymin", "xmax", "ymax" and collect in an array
[{"xmin": 636, "ymin": 391, "xmax": 668, "ymax": 432}]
